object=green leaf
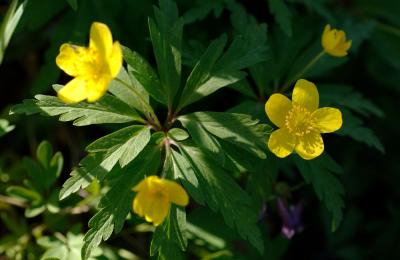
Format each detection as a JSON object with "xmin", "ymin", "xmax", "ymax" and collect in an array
[
  {"xmin": 60, "ymin": 126, "xmax": 151, "ymax": 200},
  {"xmin": 0, "ymin": 119, "xmax": 15, "ymax": 137},
  {"xmin": 268, "ymin": 0, "xmax": 292, "ymax": 36},
  {"xmin": 183, "ymin": 0, "xmax": 225, "ymax": 24},
  {"xmin": 82, "ymin": 144, "xmax": 161, "ymax": 259},
  {"xmin": 65, "ymin": 0, "xmax": 78, "ymax": 10},
  {"xmin": 168, "ymin": 128, "xmax": 189, "ymax": 141},
  {"xmin": 151, "ymin": 206, "xmax": 187, "ymax": 258},
  {"xmin": 177, "ymin": 36, "xmax": 227, "ymax": 109},
  {"xmin": 178, "ymin": 143, "xmax": 264, "ymax": 252},
  {"xmin": 171, "ymin": 150, "xmax": 205, "ymax": 204},
  {"xmin": 37, "ymin": 140, "xmax": 53, "ymax": 168},
  {"xmin": 0, "ymin": 0, "xmax": 27, "ymax": 64},
  {"xmin": 337, "ymin": 109, "xmax": 385, "ymax": 153},
  {"xmin": 319, "ymin": 84, "xmax": 384, "ymax": 118},
  {"xmin": 179, "ymin": 112, "xmax": 268, "ymax": 159},
  {"xmin": 295, "ymin": 154, "xmax": 345, "ymax": 231},
  {"xmin": 6, "ymin": 186, "xmax": 41, "ymax": 203},
  {"xmin": 10, "ymin": 93, "xmax": 144, "ymax": 126},
  {"xmin": 86, "ymin": 125, "xmax": 151, "ymax": 168},
  {"xmin": 149, "ymin": 0, "xmax": 183, "ymax": 108},
  {"xmin": 119, "ymin": 46, "xmax": 163, "ymax": 106}
]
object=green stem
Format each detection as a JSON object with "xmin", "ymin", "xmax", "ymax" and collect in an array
[
  {"xmin": 114, "ymin": 78, "xmax": 162, "ymax": 130},
  {"xmin": 376, "ymin": 21, "xmax": 400, "ymax": 37},
  {"xmin": 281, "ymin": 50, "xmax": 326, "ymax": 92}
]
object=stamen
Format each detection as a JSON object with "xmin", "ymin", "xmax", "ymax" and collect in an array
[{"xmin": 285, "ymin": 105, "xmax": 315, "ymax": 136}]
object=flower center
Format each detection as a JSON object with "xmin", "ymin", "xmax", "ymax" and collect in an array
[{"xmin": 285, "ymin": 105, "xmax": 315, "ymax": 136}]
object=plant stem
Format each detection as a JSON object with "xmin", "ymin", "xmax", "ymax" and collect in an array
[
  {"xmin": 114, "ymin": 78, "xmax": 162, "ymax": 130},
  {"xmin": 281, "ymin": 50, "xmax": 326, "ymax": 92}
]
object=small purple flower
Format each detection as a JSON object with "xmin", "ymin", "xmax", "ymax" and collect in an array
[{"xmin": 277, "ymin": 198, "xmax": 303, "ymax": 239}]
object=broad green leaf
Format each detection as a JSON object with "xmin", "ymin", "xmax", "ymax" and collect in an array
[
  {"xmin": 60, "ymin": 126, "xmax": 151, "ymax": 200},
  {"xmin": 177, "ymin": 36, "xmax": 227, "ymax": 109},
  {"xmin": 149, "ymin": 0, "xmax": 183, "ymax": 108},
  {"xmin": 268, "ymin": 0, "xmax": 292, "ymax": 36},
  {"xmin": 0, "ymin": 119, "xmax": 15, "ymax": 137},
  {"xmin": 119, "ymin": 46, "xmax": 163, "ymax": 106},
  {"xmin": 82, "ymin": 144, "xmax": 161, "ymax": 259},
  {"xmin": 295, "ymin": 154, "xmax": 345, "ymax": 231},
  {"xmin": 0, "ymin": 0, "xmax": 27, "ymax": 64},
  {"xmin": 179, "ymin": 112, "xmax": 268, "ymax": 159},
  {"xmin": 86, "ymin": 125, "xmax": 151, "ymax": 168},
  {"xmin": 10, "ymin": 93, "xmax": 144, "ymax": 126},
  {"xmin": 178, "ymin": 143, "xmax": 264, "ymax": 252}
]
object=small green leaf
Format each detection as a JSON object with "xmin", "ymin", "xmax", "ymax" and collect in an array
[
  {"xmin": 168, "ymin": 128, "xmax": 189, "ymax": 141},
  {"xmin": 295, "ymin": 154, "xmax": 345, "ymax": 231},
  {"xmin": 10, "ymin": 93, "xmax": 144, "ymax": 126},
  {"xmin": 268, "ymin": 0, "xmax": 292, "ymax": 36},
  {"xmin": 82, "ymin": 145, "xmax": 161, "ymax": 259},
  {"xmin": 6, "ymin": 186, "xmax": 41, "ymax": 203},
  {"xmin": 0, "ymin": 119, "xmax": 15, "ymax": 137},
  {"xmin": 37, "ymin": 140, "xmax": 53, "ymax": 168}
]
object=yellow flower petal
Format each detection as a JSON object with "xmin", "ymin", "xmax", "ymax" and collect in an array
[
  {"xmin": 321, "ymin": 24, "xmax": 351, "ymax": 57},
  {"xmin": 86, "ymin": 77, "xmax": 111, "ymax": 103},
  {"xmin": 57, "ymin": 78, "xmax": 87, "ymax": 103},
  {"xmin": 148, "ymin": 196, "xmax": 170, "ymax": 226},
  {"xmin": 268, "ymin": 128, "xmax": 296, "ymax": 158},
  {"xmin": 108, "ymin": 42, "xmax": 123, "ymax": 78},
  {"xmin": 89, "ymin": 22, "xmax": 113, "ymax": 57},
  {"xmin": 312, "ymin": 107, "xmax": 342, "ymax": 133},
  {"xmin": 292, "ymin": 79, "xmax": 319, "ymax": 112},
  {"xmin": 163, "ymin": 180, "xmax": 189, "ymax": 207},
  {"xmin": 295, "ymin": 132, "xmax": 324, "ymax": 160},
  {"xmin": 265, "ymin": 93, "xmax": 292, "ymax": 128},
  {"xmin": 56, "ymin": 44, "xmax": 89, "ymax": 77}
]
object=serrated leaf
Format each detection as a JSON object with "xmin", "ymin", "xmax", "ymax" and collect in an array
[
  {"xmin": 119, "ymin": 46, "xmax": 163, "ymax": 106},
  {"xmin": 183, "ymin": 0, "xmax": 225, "ymax": 24},
  {"xmin": 177, "ymin": 35, "xmax": 227, "ymax": 109},
  {"xmin": 82, "ymin": 145, "xmax": 161, "ymax": 259},
  {"xmin": 108, "ymin": 65, "xmax": 150, "ymax": 113},
  {"xmin": 10, "ymin": 94, "xmax": 143, "ymax": 126},
  {"xmin": 178, "ymin": 143, "xmax": 264, "ymax": 252},
  {"xmin": 149, "ymin": 0, "xmax": 183, "ymax": 108},
  {"xmin": 151, "ymin": 206, "xmax": 187, "ymax": 258},
  {"xmin": 268, "ymin": 0, "xmax": 292, "ymax": 36},
  {"xmin": 86, "ymin": 125, "xmax": 151, "ymax": 168},
  {"xmin": 171, "ymin": 150, "xmax": 205, "ymax": 204},
  {"xmin": 60, "ymin": 126, "xmax": 151, "ymax": 200},
  {"xmin": 295, "ymin": 154, "xmax": 345, "ymax": 231},
  {"xmin": 179, "ymin": 112, "xmax": 267, "ymax": 159}
]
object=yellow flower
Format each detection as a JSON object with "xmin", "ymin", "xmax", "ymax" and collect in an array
[
  {"xmin": 321, "ymin": 24, "xmax": 352, "ymax": 57},
  {"xmin": 132, "ymin": 175, "xmax": 189, "ymax": 226},
  {"xmin": 265, "ymin": 79, "xmax": 342, "ymax": 160},
  {"xmin": 55, "ymin": 22, "xmax": 122, "ymax": 103}
]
